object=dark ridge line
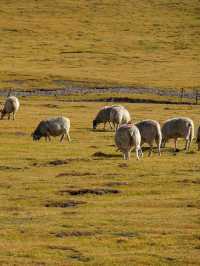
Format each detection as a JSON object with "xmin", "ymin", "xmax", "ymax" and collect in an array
[
  {"xmin": 0, "ymin": 86, "xmax": 198, "ymax": 105},
  {"xmin": 67, "ymin": 97, "xmax": 194, "ymax": 105}
]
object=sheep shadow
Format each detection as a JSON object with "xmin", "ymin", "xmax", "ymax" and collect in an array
[
  {"xmin": 89, "ymin": 128, "xmax": 114, "ymax": 133},
  {"xmin": 92, "ymin": 151, "xmax": 121, "ymax": 159},
  {"xmin": 161, "ymin": 147, "xmax": 195, "ymax": 154}
]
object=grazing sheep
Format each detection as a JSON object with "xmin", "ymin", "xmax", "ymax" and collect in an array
[
  {"xmin": 162, "ymin": 117, "xmax": 194, "ymax": 151},
  {"xmin": 0, "ymin": 96, "xmax": 20, "ymax": 120},
  {"xmin": 93, "ymin": 105, "xmax": 122, "ymax": 130},
  {"xmin": 135, "ymin": 119, "xmax": 162, "ymax": 156},
  {"xmin": 110, "ymin": 106, "xmax": 131, "ymax": 130},
  {"xmin": 196, "ymin": 125, "xmax": 200, "ymax": 151},
  {"xmin": 115, "ymin": 124, "xmax": 143, "ymax": 160},
  {"xmin": 32, "ymin": 117, "xmax": 71, "ymax": 142},
  {"xmin": 93, "ymin": 106, "xmax": 113, "ymax": 130}
]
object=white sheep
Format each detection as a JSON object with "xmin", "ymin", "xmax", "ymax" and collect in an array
[
  {"xmin": 161, "ymin": 117, "xmax": 194, "ymax": 151},
  {"xmin": 92, "ymin": 105, "xmax": 123, "ymax": 130},
  {"xmin": 115, "ymin": 123, "xmax": 143, "ymax": 160},
  {"xmin": 32, "ymin": 116, "xmax": 71, "ymax": 142},
  {"xmin": 110, "ymin": 106, "xmax": 131, "ymax": 130},
  {"xmin": 1, "ymin": 96, "xmax": 20, "ymax": 120},
  {"xmin": 93, "ymin": 106, "xmax": 114, "ymax": 130},
  {"xmin": 135, "ymin": 119, "xmax": 162, "ymax": 156}
]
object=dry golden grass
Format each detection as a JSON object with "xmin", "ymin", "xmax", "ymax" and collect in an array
[
  {"xmin": 0, "ymin": 96, "xmax": 199, "ymax": 265},
  {"xmin": 0, "ymin": 0, "xmax": 200, "ymax": 90}
]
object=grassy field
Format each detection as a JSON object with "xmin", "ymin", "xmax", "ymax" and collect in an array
[
  {"xmin": 0, "ymin": 96, "xmax": 199, "ymax": 265},
  {"xmin": 0, "ymin": 0, "xmax": 200, "ymax": 90}
]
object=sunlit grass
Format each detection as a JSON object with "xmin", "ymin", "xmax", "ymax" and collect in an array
[
  {"xmin": 0, "ymin": 0, "xmax": 200, "ymax": 90},
  {"xmin": 0, "ymin": 96, "xmax": 199, "ymax": 265}
]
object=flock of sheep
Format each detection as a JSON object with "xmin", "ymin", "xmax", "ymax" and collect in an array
[
  {"xmin": 1, "ymin": 96, "xmax": 200, "ymax": 160},
  {"xmin": 92, "ymin": 105, "xmax": 197, "ymax": 160}
]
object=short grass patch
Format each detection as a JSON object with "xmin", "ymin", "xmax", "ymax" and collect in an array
[
  {"xmin": 0, "ymin": 96, "xmax": 199, "ymax": 265},
  {"xmin": 0, "ymin": 0, "xmax": 200, "ymax": 89}
]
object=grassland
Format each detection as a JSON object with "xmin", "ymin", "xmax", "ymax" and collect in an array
[
  {"xmin": 0, "ymin": 96, "xmax": 199, "ymax": 265},
  {"xmin": 1, "ymin": 1, "xmax": 200, "ymax": 264},
  {"xmin": 0, "ymin": 0, "xmax": 200, "ymax": 90}
]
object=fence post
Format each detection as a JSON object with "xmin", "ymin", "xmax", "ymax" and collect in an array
[
  {"xmin": 7, "ymin": 88, "xmax": 11, "ymax": 97},
  {"xmin": 180, "ymin": 88, "xmax": 184, "ymax": 103},
  {"xmin": 196, "ymin": 89, "xmax": 199, "ymax": 105}
]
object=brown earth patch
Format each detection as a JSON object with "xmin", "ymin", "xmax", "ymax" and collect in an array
[
  {"xmin": 48, "ymin": 159, "xmax": 69, "ymax": 166},
  {"xmin": 113, "ymin": 231, "xmax": 139, "ymax": 238},
  {"xmin": 118, "ymin": 163, "xmax": 128, "ymax": 168},
  {"xmin": 47, "ymin": 245, "xmax": 90, "ymax": 262},
  {"xmin": 0, "ymin": 165, "xmax": 28, "ymax": 171},
  {"xmin": 48, "ymin": 245, "xmax": 90, "ymax": 262},
  {"xmin": 56, "ymin": 171, "xmax": 95, "ymax": 177},
  {"xmin": 105, "ymin": 181, "xmax": 129, "ymax": 186},
  {"xmin": 92, "ymin": 152, "xmax": 111, "ymax": 157},
  {"xmin": 92, "ymin": 152, "xmax": 120, "ymax": 158},
  {"xmin": 32, "ymin": 157, "xmax": 91, "ymax": 167},
  {"xmin": 45, "ymin": 200, "xmax": 86, "ymax": 208},
  {"xmin": 177, "ymin": 179, "xmax": 200, "ymax": 184},
  {"xmin": 187, "ymin": 201, "xmax": 200, "ymax": 208},
  {"xmin": 43, "ymin": 104, "xmax": 59, "ymax": 108},
  {"xmin": 54, "ymin": 231, "xmax": 95, "ymax": 238},
  {"xmin": 60, "ymin": 188, "xmax": 120, "ymax": 196}
]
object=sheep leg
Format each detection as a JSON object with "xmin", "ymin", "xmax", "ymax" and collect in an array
[
  {"xmin": 155, "ymin": 138, "xmax": 161, "ymax": 156},
  {"xmin": 60, "ymin": 134, "xmax": 65, "ymax": 142},
  {"xmin": 162, "ymin": 136, "xmax": 169, "ymax": 148},
  {"xmin": 8, "ymin": 114, "xmax": 10, "ymax": 120},
  {"xmin": 66, "ymin": 132, "xmax": 71, "ymax": 142},
  {"xmin": 174, "ymin": 138, "xmax": 178, "ymax": 151},
  {"xmin": 158, "ymin": 146, "xmax": 161, "ymax": 156},
  {"xmin": 13, "ymin": 112, "xmax": 15, "ymax": 120},
  {"xmin": 45, "ymin": 136, "xmax": 50, "ymax": 142},
  {"xmin": 184, "ymin": 138, "xmax": 187, "ymax": 150},
  {"xmin": 135, "ymin": 147, "xmax": 140, "ymax": 160},
  {"xmin": 103, "ymin": 122, "xmax": 106, "ymax": 131},
  {"xmin": 148, "ymin": 145, "xmax": 153, "ymax": 157},
  {"xmin": 185, "ymin": 139, "xmax": 190, "ymax": 151},
  {"xmin": 109, "ymin": 121, "xmax": 113, "ymax": 130},
  {"xmin": 161, "ymin": 140, "xmax": 165, "ymax": 148},
  {"xmin": 124, "ymin": 151, "xmax": 130, "ymax": 160},
  {"xmin": 46, "ymin": 134, "xmax": 51, "ymax": 142},
  {"xmin": 139, "ymin": 148, "xmax": 143, "ymax": 158}
]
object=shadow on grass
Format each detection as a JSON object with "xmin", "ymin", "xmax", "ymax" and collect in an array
[
  {"xmin": 60, "ymin": 188, "xmax": 120, "ymax": 196},
  {"xmin": 161, "ymin": 147, "xmax": 196, "ymax": 154},
  {"xmin": 32, "ymin": 157, "xmax": 91, "ymax": 167},
  {"xmin": 89, "ymin": 128, "xmax": 113, "ymax": 132},
  {"xmin": 92, "ymin": 151, "xmax": 121, "ymax": 158},
  {"xmin": 56, "ymin": 171, "xmax": 96, "ymax": 177}
]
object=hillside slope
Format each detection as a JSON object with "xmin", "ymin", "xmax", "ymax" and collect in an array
[{"xmin": 0, "ymin": 0, "xmax": 200, "ymax": 90}]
